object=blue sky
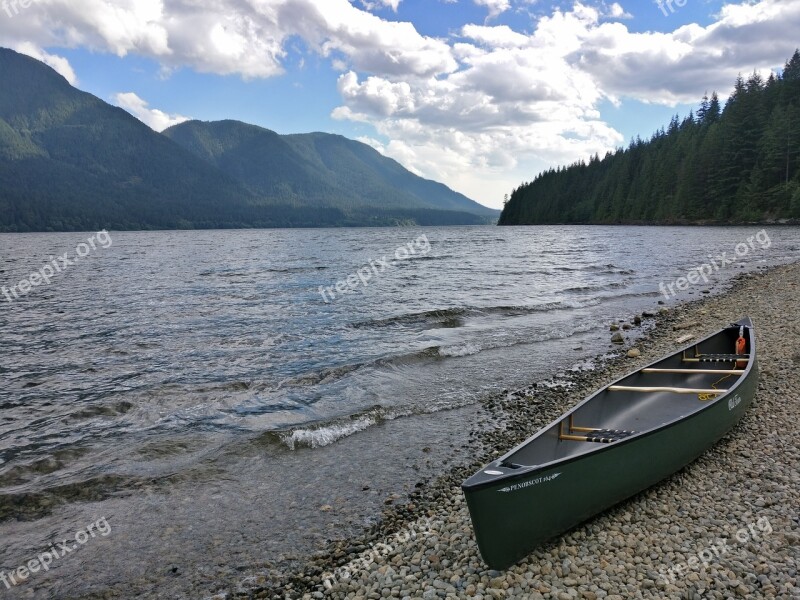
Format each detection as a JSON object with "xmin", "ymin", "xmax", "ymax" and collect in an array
[{"xmin": 1, "ymin": 0, "xmax": 798, "ymax": 208}]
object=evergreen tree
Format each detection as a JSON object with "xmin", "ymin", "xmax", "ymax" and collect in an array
[{"xmin": 499, "ymin": 51, "xmax": 800, "ymax": 226}]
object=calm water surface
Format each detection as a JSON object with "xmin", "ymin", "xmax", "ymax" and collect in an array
[{"xmin": 0, "ymin": 225, "xmax": 798, "ymax": 598}]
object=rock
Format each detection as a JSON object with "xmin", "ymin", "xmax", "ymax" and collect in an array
[
  {"xmin": 611, "ymin": 332, "xmax": 624, "ymax": 344},
  {"xmin": 610, "ymin": 323, "xmax": 620, "ymax": 331},
  {"xmin": 622, "ymin": 323, "xmax": 632, "ymax": 330},
  {"xmin": 633, "ymin": 316, "xmax": 642, "ymax": 325},
  {"xmin": 627, "ymin": 348, "xmax": 641, "ymax": 358}
]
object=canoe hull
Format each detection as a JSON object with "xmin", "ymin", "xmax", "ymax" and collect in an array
[{"xmin": 463, "ymin": 332, "xmax": 758, "ymax": 570}]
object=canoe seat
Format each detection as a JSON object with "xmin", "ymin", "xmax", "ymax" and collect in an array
[{"xmin": 560, "ymin": 428, "xmax": 637, "ymax": 443}]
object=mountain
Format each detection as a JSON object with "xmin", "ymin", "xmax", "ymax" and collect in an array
[
  {"xmin": 0, "ymin": 48, "xmax": 497, "ymax": 232},
  {"xmin": 162, "ymin": 120, "xmax": 498, "ymax": 221},
  {"xmin": 0, "ymin": 48, "xmax": 267, "ymax": 232},
  {"xmin": 500, "ymin": 50, "xmax": 800, "ymax": 226}
]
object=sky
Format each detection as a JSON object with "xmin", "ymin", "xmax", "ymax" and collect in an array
[{"xmin": 0, "ymin": 0, "xmax": 798, "ymax": 209}]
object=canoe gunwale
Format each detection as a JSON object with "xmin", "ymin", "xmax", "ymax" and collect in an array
[{"xmin": 462, "ymin": 317, "xmax": 756, "ymax": 493}]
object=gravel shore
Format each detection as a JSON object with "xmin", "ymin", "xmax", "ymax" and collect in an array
[{"xmin": 239, "ymin": 263, "xmax": 800, "ymax": 600}]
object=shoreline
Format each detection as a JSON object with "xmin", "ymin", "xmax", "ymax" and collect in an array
[
  {"xmin": 497, "ymin": 221, "xmax": 800, "ymax": 227},
  {"xmin": 246, "ymin": 262, "xmax": 800, "ymax": 600}
]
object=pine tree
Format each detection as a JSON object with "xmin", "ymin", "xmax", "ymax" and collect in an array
[
  {"xmin": 500, "ymin": 52, "xmax": 800, "ymax": 225},
  {"xmin": 697, "ymin": 93, "xmax": 710, "ymax": 123},
  {"xmin": 783, "ymin": 49, "xmax": 800, "ymax": 81}
]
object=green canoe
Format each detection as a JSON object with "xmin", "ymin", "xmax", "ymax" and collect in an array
[{"xmin": 462, "ymin": 317, "xmax": 758, "ymax": 570}]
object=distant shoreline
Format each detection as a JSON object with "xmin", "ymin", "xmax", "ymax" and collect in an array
[
  {"xmin": 498, "ymin": 219, "xmax": 800, "ymax": 227},
  {"xmin": 4, "ymin": 221, "xmax": 800, "ymax": 234}
]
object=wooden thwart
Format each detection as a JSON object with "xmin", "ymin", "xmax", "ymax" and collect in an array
[
  {"xmin": 609, "ymin": 385, "xmax": 728, "ymax": 395},
  {"xmin": 642, "ymin": 368, "xmax": 745, "ymax": 375}
]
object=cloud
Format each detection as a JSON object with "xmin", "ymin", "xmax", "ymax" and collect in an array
[
  {"xmin": 10, "ymin": 42, "xmax": 77, "ymax": 84},
  {"xmin": 607, "ymin": 3, "xmax": 632, "ymax": 19},
  {"xmin": 359, "ymin": 0, "xmax": 402, "ymax": 11},
  {"xmin": 331, "ymin": 4, "xmax": 618, "ymax": 203},
  {"xmin": 331, "ymin": 0, "xmax": 799, "ymax": 205},
  {"xmin": 474, "ymin": 0, "xmax": 511, "ymax": 19},
  {"xmin": 113, "ymin": 92, "xmax": 190, "ymax": 131},
  {"xmin": 301, "ymin": 1, "xmax": 457, "ymax": 77},
  {"xmin": 0, "ymin": 0, "xmax": 455, "ymax": 79},
  {"xmin": 574, "ymin": 0, "xmax": 800, "ymax": 104}
]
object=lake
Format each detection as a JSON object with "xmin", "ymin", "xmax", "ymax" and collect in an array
[{"xmin": 1, "ymin": 225, "xmax": 798, "ymax": 597}]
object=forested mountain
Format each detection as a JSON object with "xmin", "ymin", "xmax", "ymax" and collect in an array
[
  {"xmin": 163, "ymin": 120, "xmax": 498, "ymax": 219},
  {"xmin": 500, "ymin": 51, "xmax": 800, "ymax": 225},
  {"xmin": 0, "ymin": 48, "xmax": 263, "ymax": 231},
  {"xmin": 0, "ymin": 48, "xmax": 496, "ymax": 232}
]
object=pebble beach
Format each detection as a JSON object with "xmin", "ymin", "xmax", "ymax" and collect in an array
[{"xmin": 244, "ymin": 262, "xmax": 800, "ymax": 600}]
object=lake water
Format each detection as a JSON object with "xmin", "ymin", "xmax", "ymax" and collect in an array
[{"xmin": 1, "ymin": 225, "xmax": 798, "ymax": 598}]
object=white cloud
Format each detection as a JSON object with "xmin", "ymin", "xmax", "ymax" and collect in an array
[
  {"xmin": 359, "ymin": 0, "xmax": 402, "ymax": 12},
  {"xmin": 573, "ymin": 0, "xmax": 800, "ymax": 104},
  {"xmin": 11, "ymin": 42, "xmax": 77, "ymax": 84},
  {"xmin": 474, "ymin": 0, "xmax": 511, "ymax": 19},
  {"xmin": 0, "ymin": 0, "xmax": 455, "ymax": 79},
  {"xmin": 304, "ymin": 1, "xmax": 457, "ymax": 77},
  {"xmin": 607, "ymin": 3, "xmax": 632, "ymax": 19},
  {"xmin": 113, "ymin": 92, "xmax": 190, "ymax": 131},
  {"xmin": 329, "ymin": 1, "xmax": 800, "ymax": 205}
]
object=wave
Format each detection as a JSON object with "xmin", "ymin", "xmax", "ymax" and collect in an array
[
  {"xmin": 281, "ymin": 415, "xmax": 379, "ymax": 449},
  {"xmin": 278, "ymin": 305, "xmax": 606, "ymax": 390},
  {"xmin": 349, "ymin": 308, "xmax": 468, "ymax": 330},
  {"xmin": 417, "ymin": 320, "xmax": 600, "ymax": 362},
  {"xmin": 276, "ymin": 363, "xmax": 364, "ymax": 389},
  {"xmin": 414, "ymin": 255, "xmax": 452, "ymax": 262},
  {"xmin": 438, "ymin": 342, "xmax": 483, "ymax": 358},
  {"xmin": 349, "ymin": 299, "xmax": 603, "ymax": 330},
  {"xmin": 553, "ymin": 263, "xmax": 635, "ymax": 275},
  {"xmin": 198, "ymin": 266, "xmax": 328, "ymax": 277},
  {"xmin": 275, "ymin": 398, "xmax": 475, "ymax": 450},
  {"xmin": 562, "ymin": 282, "xmax": 628, "ymax": 293}
]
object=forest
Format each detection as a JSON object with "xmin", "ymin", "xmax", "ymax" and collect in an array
[{"xmin": 499, "ymin": 51, "xmax": 800, "ymax": 225}]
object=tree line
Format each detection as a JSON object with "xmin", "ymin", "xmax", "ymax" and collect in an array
[{"xmin": 500, "ymin": 51, "xmax": 800, "ymax": 225}]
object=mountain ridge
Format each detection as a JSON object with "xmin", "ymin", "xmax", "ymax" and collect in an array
[
  {"xmin": 0, "ymin": 47, "xmax": 497, "ymax": 232},
  {"xmin": 162, "ymin": 119, "xmax": 497, "ymax": 218}
]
